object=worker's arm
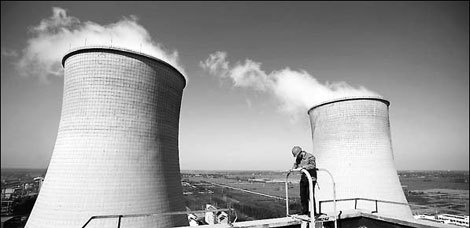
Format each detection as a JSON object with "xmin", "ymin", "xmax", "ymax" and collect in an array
[
  {"xmin": 292, "ymin": 154, "xmax": 302, "ymax": 170},
  {"xmin": 292, "ymin": 162, "xmax": 298, "ymax": 169}
]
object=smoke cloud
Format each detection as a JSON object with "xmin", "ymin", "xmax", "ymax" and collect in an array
[
  {"xmin": 200, "ymin": 51, "xmax": 380, "ymax": 116},
  {"xmin": 16, "ymin": 7, "xmax": 184, "ymax": 81}
]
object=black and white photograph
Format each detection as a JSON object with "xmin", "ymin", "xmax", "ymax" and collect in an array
[{"xmin": 1, "ymin": 2, "xmax": 468, "ymax": 228}]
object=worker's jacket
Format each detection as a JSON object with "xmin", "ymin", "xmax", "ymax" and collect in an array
[{"xmin": 293, "ymin": 152, "xmax": 317, "ymax": 180}]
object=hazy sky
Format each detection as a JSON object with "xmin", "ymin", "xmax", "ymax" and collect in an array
[{"xmin": 1, "ymin": 2, "xmax": 468, "ymax": 170}]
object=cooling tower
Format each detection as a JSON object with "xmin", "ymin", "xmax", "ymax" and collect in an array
[
  {"xmin": 308, "ymin": 97, "xmax": 412, "ymax": 219},
  {"xmin": 26, "ymin": 47, "xmax": 188, "ymax": 228}
]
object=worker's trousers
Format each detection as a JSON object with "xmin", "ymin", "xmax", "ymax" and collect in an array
[{"xmin": 300, "ymin": 173, "xmax": 316, "ymax": 215}]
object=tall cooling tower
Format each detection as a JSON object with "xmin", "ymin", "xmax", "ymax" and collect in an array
[
  {"xmin": 26, "ymin": 47, "xmax": 188, "ymax": 228},
  {"xmin": 307, "ymin": 97, "xmax": 412, "ymax": 219}
]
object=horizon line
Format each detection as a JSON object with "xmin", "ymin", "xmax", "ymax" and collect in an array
[{"xmin": 1, "ymin": 167, "xmax": 469, "ymax": 172}]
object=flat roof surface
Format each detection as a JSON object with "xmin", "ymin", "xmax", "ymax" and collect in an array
[{"xmin": 178, "ymin": 209, "xmax": 459, "ymax": 228}]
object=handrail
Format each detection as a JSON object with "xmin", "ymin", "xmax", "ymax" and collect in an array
[
  {"xmin": 320, "ymin": 197, "xmax": 467, "ymax": 215},
  {"xmin": 285, "ymin": 171, "xmax": 291, "ymax": 216},
  {"xmin": 320, "ymin": 197, "xmax": 410, "ymax": 207},
  {"xmin": 81, "ymin": 208, "xmax": 236, "ymax": 228},
  {"xmin": 317, "ymin": 168, "xmax": 337, "ymax": 228},
  {"xmin": 285, "ymin": 168, "xmax": 315, "ymax": 226},
  {"xmin": 285, "ymin": 168, "xmax": 338, "ymax": 228},
  {"xmin": 286, "ymin": 168, "xmax": 315, "ymax": 227},
  {"xmin": 319, "ymin": 197, "xmax": 409, "ymax": 215}
]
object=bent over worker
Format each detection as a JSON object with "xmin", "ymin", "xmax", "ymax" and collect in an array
[{"xmin": 291, "ymin": 146, "xmax": 318, "ymax": 216}]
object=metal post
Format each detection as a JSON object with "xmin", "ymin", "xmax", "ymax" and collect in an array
[
  {"xmin": 285, "ymin": 170, "xmax": 292, "ymax": 216},
  {"xmin": 117, "ymin": 215, "xmax": 122, "ymax": 228},
  {"xmin": 374, "ymin": 200, "xmax": 378, "ymax": 213},
  {"xmin": 319, "ymin": 202, "xmax": 322, "ymax": 215},
  {"xmin": 299, "ymin": 169, "xmax": 315, "ymax": 227},
  {"xmin": 355, "ymin": 199, "xmax": 357, "ymax": 209}
]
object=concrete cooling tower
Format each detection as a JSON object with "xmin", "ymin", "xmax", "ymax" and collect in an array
[
  {"xmin": 307, "ymin": 97, "xmax": 412, "ymax": 219},
  {"xmin": 26, "ymin": 47, "xmax": 188, "ymax": 228}
]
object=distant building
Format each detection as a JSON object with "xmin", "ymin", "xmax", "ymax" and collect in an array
[
  {"xmin": 2, "ymin": 188, "xmax": 15, "ymax": 200},
  {"xmin": 33, "ymin": 177, "xmax": 44, "ymax": 192},
  {"xmin": 1, "ymin": 200, "xmax": 13, "ymax": 215},
  {"xmin": 249, "ymin": 178, "xmax": 267, "ymax": 183},
  {"xmin": 436, "ymin": 214, "xmax": 469, "ymax": 227}
]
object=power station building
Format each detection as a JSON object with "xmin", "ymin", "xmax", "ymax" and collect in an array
[
  {"xmin": 26, "ymin": 46, "xmax": 188, "ymax": 228},
  {"xmin": 24, "ymin": 44, "xmax": 430, "ymax": 228},
  {"xmin": 308, "ymin": 97, "xmax": 413, "ymax": 219}
]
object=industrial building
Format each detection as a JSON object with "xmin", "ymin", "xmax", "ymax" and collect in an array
[
  {"xmin": 308, "ymin": 97, "xmax": 412, "ymax": 219},
  {"xmin": 26, "ymin": 46, "xmax": 188, "ymax": 228}
]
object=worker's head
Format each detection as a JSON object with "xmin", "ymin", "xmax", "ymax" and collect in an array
[{"xmin": 292, "ymin": 146, "xmax": 302, "ymax": 157}]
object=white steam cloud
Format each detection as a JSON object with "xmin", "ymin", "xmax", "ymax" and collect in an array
[
  {"xmin": 200, "ymin": 51, "xmax": 380, "ymax": 116},
  {"xmin": 16, "ymin": 7, "xmax": 184, "ymax": 80}
]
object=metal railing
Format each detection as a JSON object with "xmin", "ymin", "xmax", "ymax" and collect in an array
[
  {"xmin": 81, "ymin": 208, "xmax": 236, "ymax": 228},
  {"xmin": 319, "ymin": 198, "xmax": 407, "ymax": 215},
  {"xmin": 319, "ymin": 197, "xmax": 468, "ymax": 216},
  {"xmin": 285, "ymin": 168, "xmax": 338, "ymax": 228},
  {"xmin": 316, "ymin": 167, "xmax": 337, "ymax": 228}
]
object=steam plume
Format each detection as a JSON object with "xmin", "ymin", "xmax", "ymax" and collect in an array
[
  {"xmin": 16, "ymin": 7, "xmax": 184, "ymax": 81},
  {"xmin": 200, "ymin": 51, "xmax": 380, "ymax": 116}
]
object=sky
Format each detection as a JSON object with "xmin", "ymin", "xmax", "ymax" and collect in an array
[{"xmin": 1, "ymin": 2, "xmax": 468, "ymax": 171}]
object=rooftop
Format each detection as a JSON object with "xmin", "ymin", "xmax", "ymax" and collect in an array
[{"xmin": 179, "ymin": 210, "xmax": 461, "ymax": 228}]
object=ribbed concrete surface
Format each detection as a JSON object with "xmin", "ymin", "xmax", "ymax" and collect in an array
[
  {"xmin": 26, "ymin": 47, "xmax": 188, "ymax": 228},
  {"xmin": 308, "ymin": 98, "xmax": 412, "ymax": 219}
]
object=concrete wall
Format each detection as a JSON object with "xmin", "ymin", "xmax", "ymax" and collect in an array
[
  {"xmin": 26, "ymin": 47, "xmax": 188, "ymax": 228},
  {"xmin": 308, "ymin": 98, "xmax": 412, "ymax": 219}
]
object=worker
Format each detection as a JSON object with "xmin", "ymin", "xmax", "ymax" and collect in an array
[{"xmin": 291, "ymin": 146, "xmax": 318, "ymax": 216}]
